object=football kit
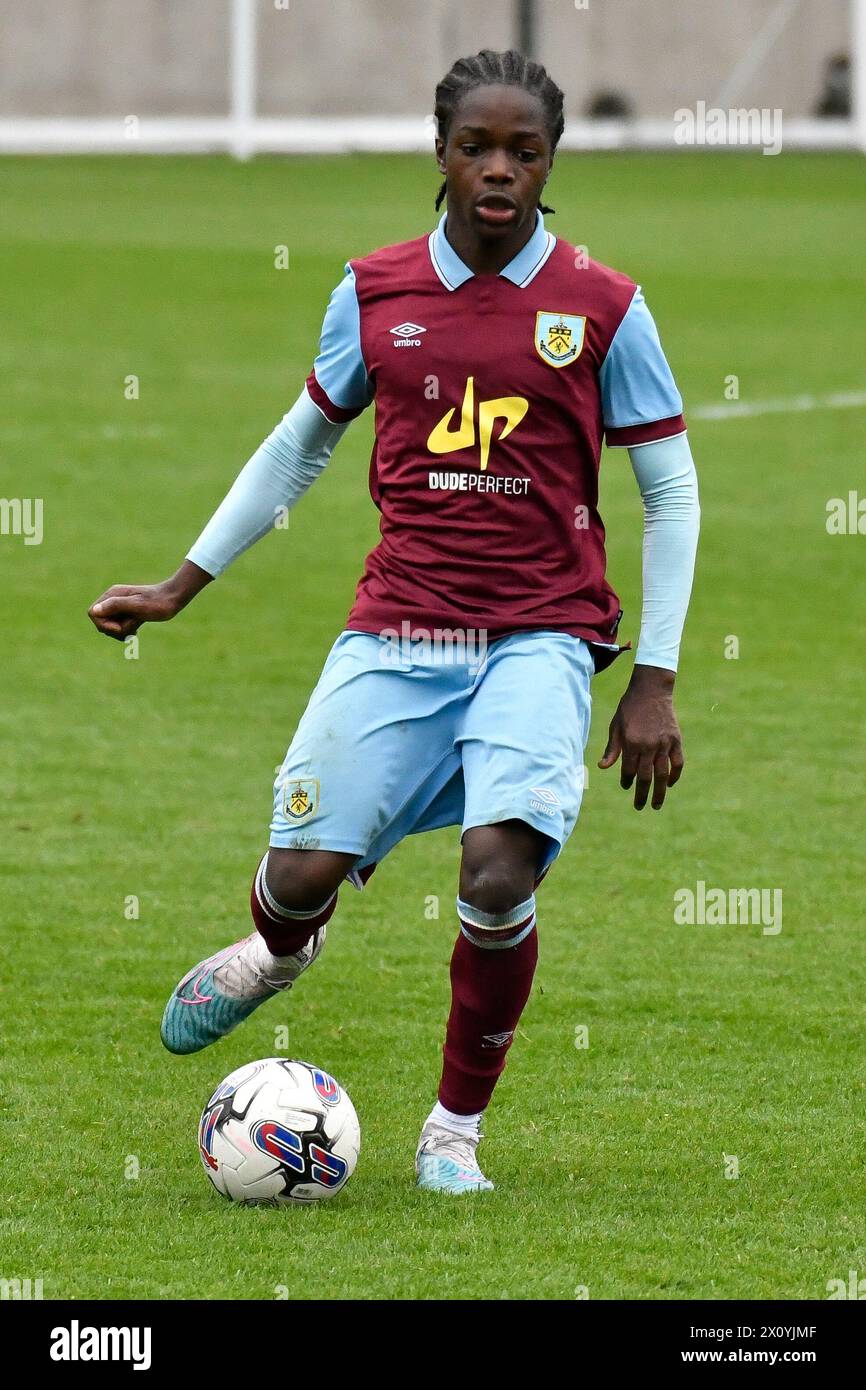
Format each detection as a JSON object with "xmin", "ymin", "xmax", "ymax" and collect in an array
[
  {"xmin": 165, "ymin": 211, "xmax": 700, "ymax": 1148},
  {"xmin": 188, "ymin": 212, "xmax": 696, "ymax": 872}
]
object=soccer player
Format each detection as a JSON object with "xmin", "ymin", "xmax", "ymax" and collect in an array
[{"xmin": 89, "ymin": 50, "xmax": 700, "ymax": 1194}]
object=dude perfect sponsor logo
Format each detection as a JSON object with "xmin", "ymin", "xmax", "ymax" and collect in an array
[
  {"xmin": 426, "ymin": 376, "xmax": 530, "ymax": 492},
  {"xmin": 428, "ymin": 471, "xmax": 529, "ymax": 494}
]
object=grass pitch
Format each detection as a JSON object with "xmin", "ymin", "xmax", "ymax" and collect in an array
[{"xmin": 1, "ymin": 152, "xmax": 864, "ymax": 1300}]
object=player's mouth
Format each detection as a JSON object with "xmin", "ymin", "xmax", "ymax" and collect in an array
[{"xmin": 475, "ymin": 195, "xmax": 519, "ymax": 226}]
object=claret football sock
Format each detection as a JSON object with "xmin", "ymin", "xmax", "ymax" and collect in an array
[
  {"xmin": 437, "ymin": 895, "xmax": 538, "ymax": 1115},
  {"xmin": 250, "ymin": 853, "xmax": 338, "ymax": 957}
]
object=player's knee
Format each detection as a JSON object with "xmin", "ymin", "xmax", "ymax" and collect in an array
[
  {"xmin": 460, "ymin": 822, "xmax": 544, "ymax": 913},
  {"xmin": 459, "ymin": 857, "xmax": 534, "ymax": 915},
  {"xmin": 264, "ymin": 848, "xmax": 343, "ymax": 912}
]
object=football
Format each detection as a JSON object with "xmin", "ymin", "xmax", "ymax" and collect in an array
[{"xmin": 198, "ymin": 1058, "xmax": 360, "ymax": 1204}]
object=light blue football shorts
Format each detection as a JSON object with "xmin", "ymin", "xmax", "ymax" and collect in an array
[{"xmin": 269, "ymin": 629, "xmax": 594, "ymax": 875}]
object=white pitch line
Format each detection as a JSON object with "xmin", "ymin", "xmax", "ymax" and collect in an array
[{"xmin": 690, "ymin": 390, "xmax": 866, "ymax": 421}]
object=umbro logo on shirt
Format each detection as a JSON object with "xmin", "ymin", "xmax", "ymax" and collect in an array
[{"xmin": 389, "ymin": 321, "xmax": 426, "ymax": 347}]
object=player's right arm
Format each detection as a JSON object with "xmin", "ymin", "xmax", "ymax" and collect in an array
[
  {"xmin": 596, "ymin": 286, "xmax": 699, "ymax": 810},
  {"xmin": 88, "ymin": 268, "xmax": 371, "ymax": 642}
]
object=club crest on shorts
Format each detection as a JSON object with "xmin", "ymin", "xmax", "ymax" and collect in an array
[
  {"xmin": 534, "ymin": 311, "xmax": 586, "ymax": 367},
  {"xmin": 283, "ymin": 777, "xmax": 319, "ymax": 823}
]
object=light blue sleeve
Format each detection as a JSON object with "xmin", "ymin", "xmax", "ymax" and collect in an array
[
  {"xmin": 601, "ymin": 289, "xmax": 683, "ymax": 431},
  {"xmin": 309, "ymin": 266, "xmax": 373, "ymax": 415},
  {"xmin": 186, "ymin": 388, "xmax": 348, "ymax": 578},
  {"xmin": 628, "ymin": 433, "xmax": 700, "ymax": 671}
]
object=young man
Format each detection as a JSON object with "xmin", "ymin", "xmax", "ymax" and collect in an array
[{"xmin": 89, "ymin": 50, "xmax": 699, "ymax": 1194}]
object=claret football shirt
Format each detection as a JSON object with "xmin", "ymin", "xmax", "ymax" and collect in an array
[{"xmin": 306, "ymin": 212, "xmax": 685, "ymax": 655}]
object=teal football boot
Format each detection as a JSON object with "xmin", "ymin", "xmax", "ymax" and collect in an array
[
  {"xmin": 415, "ymin": 1123, "xmax": 495, "ymax": 1193},
  {"xmin": 160, "ymin": 928, "xmax": 325, "ymax": 1055}
]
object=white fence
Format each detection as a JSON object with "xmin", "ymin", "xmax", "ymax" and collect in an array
[{"xmin": 1, "ymin": 0, "xmax": 864, "ymax": 155}]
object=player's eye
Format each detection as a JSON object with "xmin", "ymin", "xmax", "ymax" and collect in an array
[
  {"xmin": 460, "ymin": 143, "xmax": 482, "ymax": 157},
  {"xmin": 516, "ymin": 149, "xmax": 540, "ymax": 163}
]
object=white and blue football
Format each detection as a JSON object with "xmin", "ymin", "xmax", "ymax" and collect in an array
[{"xmin": 198, "ymin": 1058, "xmax": 360, "ymax": 1204}]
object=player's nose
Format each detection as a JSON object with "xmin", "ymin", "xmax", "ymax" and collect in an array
[{"xmin": 481, "ymin": 149, "xmax": 514, "ymax": 183}]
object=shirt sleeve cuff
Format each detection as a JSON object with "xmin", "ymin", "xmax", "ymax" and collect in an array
[
  {"xmin": 605, "ymin": 414, "xmax": 686, "ymax": 447},
  {"xmin": 633, "ymin": 650, "xmax": 679, "ymax": 672},
  {"xmin": 305, "ymin": 370, "xmax": 366, "ymax": 424},
  {"xmin": 185, "ymin": 547, "xmax": 222, "ymax": 579}
]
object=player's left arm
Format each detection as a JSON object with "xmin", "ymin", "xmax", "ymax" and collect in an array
[{"xmin": 597, "ymin": 288, "xmax": 700, "ymax": 810}]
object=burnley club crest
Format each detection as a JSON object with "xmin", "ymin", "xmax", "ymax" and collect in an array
[
  {"xmin": 534, "ymin": 311, "xmax": 586, "ymax": 367},
  {"xmin": 283, "ymin": 777, "xmax": 319, "ymax": 823}
]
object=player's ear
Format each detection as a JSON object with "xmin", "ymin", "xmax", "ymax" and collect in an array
[{"xmin": 434, "ymin": 136, "xmax": 446, "ymax": 173}]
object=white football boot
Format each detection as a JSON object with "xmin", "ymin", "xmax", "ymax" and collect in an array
[
  {"xmin": 160, "ymin": 927, "xmax": 325, "ymax": 1055},
  {"xmin": 415, "ymin": 1122, "xmax": 494, "ymax": 1193}
]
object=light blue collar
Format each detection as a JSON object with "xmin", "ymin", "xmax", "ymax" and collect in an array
[{"xmin": 428, "ymin": 210, "xmax": 556, "ymax": 290}]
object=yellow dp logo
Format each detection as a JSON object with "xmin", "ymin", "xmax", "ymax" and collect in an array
[
  {"xmin": 534, "ymin": 311, "xmax": 586, "ymax": 367},
  {"xmin": 427, "ymin": 376, "xmax": 528, "ymax": 470}
]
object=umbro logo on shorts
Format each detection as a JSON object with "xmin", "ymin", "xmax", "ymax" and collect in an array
[
  {"xmin": 389, "ymin": 321, "xmax": 426, "ymax": 347},
  {"xmin": 529, "ymin": 786, "xmax": 559, "ymax": 803},
  {"xmin": 529, "ymin": 786, "xmax": 560, "ymax": 817}
]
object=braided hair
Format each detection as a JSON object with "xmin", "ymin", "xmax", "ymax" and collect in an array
[{"xmin": 433, "ymin": 49, "xmax": 564, "ymax": 213}]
